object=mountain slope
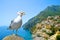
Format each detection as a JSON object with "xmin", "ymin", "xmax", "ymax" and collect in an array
[{"xmin": 23, "ymin": 5, "xmax": 60, "ymax": 30}]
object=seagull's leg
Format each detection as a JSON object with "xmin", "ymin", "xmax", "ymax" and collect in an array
[
  {"xmin": 16, "ymin": 29, "xmax": 18, "ymax": 35},
  {"xmin": 13, "ymin": 29, "xmax": 14, "ymax": 34},
  {"xmin": 12, "ymin": 29, "xmax": 14, "ymax": 35}
]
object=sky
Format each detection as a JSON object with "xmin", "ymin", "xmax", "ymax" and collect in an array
[{"xmin": 0, "ymin": 0, "xmax": 60, "ymax": 26}]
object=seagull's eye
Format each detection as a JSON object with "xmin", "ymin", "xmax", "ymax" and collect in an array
[{"xmin": 21, "ymin": 13, "xmax": 23, "ymax": 15}]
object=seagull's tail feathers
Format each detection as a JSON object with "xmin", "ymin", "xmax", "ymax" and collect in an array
[{"xmin": 7, "ymin": 26, "xmax": 11, "ymax": 30}]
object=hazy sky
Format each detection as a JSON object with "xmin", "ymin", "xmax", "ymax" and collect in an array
[{"xmin": 0, "ymin": 0, "xmax": 60, "ymax": 26}]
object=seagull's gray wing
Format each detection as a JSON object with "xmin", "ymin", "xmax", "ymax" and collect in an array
[
  {"xmin": 7, "ymin": 19, "xmax": 14, "ymax": 30},
  {"xmin": 9, "ymin": 19, "xmax": 14, "ymax": 28}
]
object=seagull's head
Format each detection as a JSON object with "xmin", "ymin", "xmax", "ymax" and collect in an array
[{"xmin": 17, "ymin": 11, "xmax": 25, "ymax": 16}]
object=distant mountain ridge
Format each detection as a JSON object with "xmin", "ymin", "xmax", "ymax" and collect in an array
[{"xmin": 23, "ymin": 5, "xmax": 60, "ymax": 30}]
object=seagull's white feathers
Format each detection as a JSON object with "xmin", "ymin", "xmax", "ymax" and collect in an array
[{"xmin": 9, "ymin": 16, "xmax": 22, "ymax": 30}]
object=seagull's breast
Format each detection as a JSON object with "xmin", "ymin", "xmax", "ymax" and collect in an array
[{"xmin": 14, "ymin": 17, "xmax": 22, "ymax": 23}]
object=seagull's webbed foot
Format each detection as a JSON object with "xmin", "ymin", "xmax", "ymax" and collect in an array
[{"xmin": 15, "ymin": 29, "xmax": 18, "ymax": 36}]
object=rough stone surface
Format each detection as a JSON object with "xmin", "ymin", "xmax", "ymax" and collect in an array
[
  {"xmin": 3, "ymin": 34, "xmax": 24, "ymax": 40},
  {"xmin": 33, "ymin": 37, "xmax": 46, "ymax": 40}
]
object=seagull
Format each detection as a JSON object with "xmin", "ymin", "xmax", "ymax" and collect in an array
[{"xmin": 8, "ymin": 11, "xmax": 25, "ymax": 35}]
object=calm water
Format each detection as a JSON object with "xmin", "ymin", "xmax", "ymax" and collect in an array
[{"xmin": 0, "ymin": 26, "xmax": 32, "ymax": 40}]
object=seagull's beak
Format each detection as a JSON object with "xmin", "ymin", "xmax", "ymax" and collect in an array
[
  {"xmin": 22, "ymin": 12, "xmax": 25, "ymax": 15},
  {"xmin": 23, "ymin": 13, "xmax": 25, "ymax": 15}
]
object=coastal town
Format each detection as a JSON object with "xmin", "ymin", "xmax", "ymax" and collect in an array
[{"xmin": 31, "ymin": 15, "xmax": 60, "ymax": 40}]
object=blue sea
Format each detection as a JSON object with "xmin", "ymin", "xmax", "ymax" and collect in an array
[{"xmin": 0, "ymin": 26, "xmax": 32, "ymax": 40}]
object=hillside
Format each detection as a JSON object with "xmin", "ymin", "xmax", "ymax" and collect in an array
[
  {"xmin": 32, "ymin": 15, "xmax": 60, "ymax": 40},
  {"xmin": 23, "ymin": 5, "xmax": 60, "ymax": 30}
]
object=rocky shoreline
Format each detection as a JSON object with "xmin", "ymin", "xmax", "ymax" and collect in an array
[{"xmin": 3, "ymin": 34, "xmax": 24, "ymax": 40}]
